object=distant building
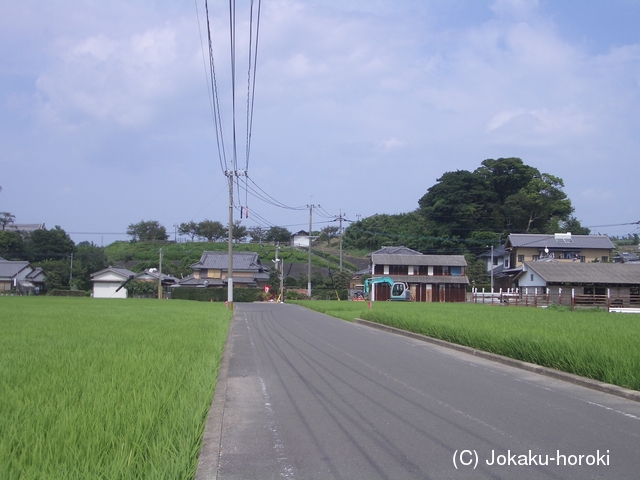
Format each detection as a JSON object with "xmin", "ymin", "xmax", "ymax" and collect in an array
[
  {"xmin": 90, "ymin": 267, "xmax": 137, "ymax": 298},
  {"xmin": 369, "ymin": 246, "xmax": 468, "ymax": 302},
  {"xmin": 516, "ymin": 262, "xmax": 640, "ymax": 299},
  {"xmin": 290, "ymin": 230, "xmax": 310, "ymax": 248},
  {"xmin": 5, "ymin": 223, "xmax": 46, "ymax": 233},
  {"xmin": 0, "ymin": 260, "xmax": 45, "ymax": 294},
  {"xmin": 177, "ymin": 251, "xmax": 269, "ymax": 289}
]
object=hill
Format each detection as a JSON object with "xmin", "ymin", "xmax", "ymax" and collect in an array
[{"xmin": 104, "ymin": 240, "xmax": 363, "ymax": 279}]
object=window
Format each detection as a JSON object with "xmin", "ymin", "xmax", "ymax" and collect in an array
[
  {"xmin": 450, "ymin": 266, "xmax": 462, "ymax": 276},
  {"xmin": 200, "ymin": 269, "xmax": 208, "ymax": 279},
  {"xmin": 518, "ymin": 255, "xmax": 524, "ymax": 263},
  {"xmin": 504, "ymin": 259, "xmax": 509, "ymax": 268},
  {"xmin": 493, "ymin": 257, "xmax": 499, "ymax": 266},
  {"xmin": 580, "ymin": 256, "xmax": 585, "ymax": 263},
  {"xmin": 530, "ymin": 274, "xmax": 534, "ymax": 281},
  {"xmin": 532, "ymin": 255, "xmax": 540, "ymax": 261},
  {"xmin": 601, "ymin": 256, "xmax": 608, "ymax": 263}
]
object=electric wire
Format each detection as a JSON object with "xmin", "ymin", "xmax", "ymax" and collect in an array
[{"xmin": 203, "ymin": 0, "xmax": 229, "ymax": 173}]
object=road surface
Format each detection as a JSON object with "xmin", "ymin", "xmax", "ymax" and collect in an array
[{"xmin": 204, "ymin": 303, "xmax": 640, "ymax": 479}]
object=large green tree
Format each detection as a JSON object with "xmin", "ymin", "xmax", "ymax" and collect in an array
[
  {"xmin": 345, "ymin": 157, "xmax": 585, "ymax": 253},
  {"xmin": 178, "ymin": 221, "xmax": 199, "ymax": 241},
  {"xmin": 0, "ymin": 230, "xmax": 25, "ymax": 260},
  {"xmin": 27, "ymin": 226, "xmax": 76, "ymax": 262},
  {"xmin": 196, "ymin": 220, "xmax": 226, "ymax": 241},
  {"xmin": 0, "ymin": 212, "xmax": 16, "ymax": 230},
  {"xmin": 127, "ymin": 220, "xmax": 168, "ymax": 242},
  {"xmin": 264, "ymin": 226, "xmax": 291, "ymax": 243},
  {"xmin": 501, "ymin": 173, "xmax": 573, "ymax": 232}
]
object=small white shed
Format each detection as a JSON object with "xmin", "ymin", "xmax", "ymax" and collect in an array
[{"xmin": 90, "ymin": 267, "xmax": 136, "ymax": 298}]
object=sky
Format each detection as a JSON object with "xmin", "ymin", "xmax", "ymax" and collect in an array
[{"xmin": 1, "ymin": 0, "xmax": 639, "ymax": 246}]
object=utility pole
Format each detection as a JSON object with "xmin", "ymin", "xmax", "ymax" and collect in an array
[
  {"xmin": 225, "ymin": 169, "xmax": 246, "ymax": 310},
  {"xmin": 158, "ymin": 248, "xmax": 163, "ymax": 300},
  {"xmin": 335, "ymin": 209, "xmax": 347, "ymax": 272},
  {"xmin": 69, "ymin": 253, "xmax": 73, "ymax": 288},
  {"xmin": 490, "ymin": 245, "xmax": 494, "ymax": 294},
  {"xmin": 226, "ymin": 171, "xmax": 234, "ymax": 310},
  {"xmin": 307, "ymin": 203, "xmax": 316, "ymax": 298}
]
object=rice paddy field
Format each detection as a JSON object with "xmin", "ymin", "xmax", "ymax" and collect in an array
[
  {"xmin": 295, "ymin": 300, "xmax": 640, "ymax": 391},
  {"xmin": 0, "ymin": 297, "xmax": 232, "ymax": 480}
]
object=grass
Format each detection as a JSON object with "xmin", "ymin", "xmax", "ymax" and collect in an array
[
  {"xmin": 0, "ymin": 297, "xmax": 232, "ymax": 480},
  {"xmin": 292, "ymin": 301, "xmax": 640, "ymax": 391}
]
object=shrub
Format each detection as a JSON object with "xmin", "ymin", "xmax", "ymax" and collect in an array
[
  {"xmin": 48, "ymin": 289, "xmax": 89, "ymax": 297},
  {"xmin": 170, "ymin": 287, "xmax": 263, "ymax": 302}
]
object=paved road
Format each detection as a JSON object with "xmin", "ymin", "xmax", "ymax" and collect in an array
[{"xmin": 207, "ymin": 303, "xmax": 640, "ymax": 479}]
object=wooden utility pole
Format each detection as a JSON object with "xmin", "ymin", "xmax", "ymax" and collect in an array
[
  {"xmin": 227, "ymin": 171, "xmax": 234, "ymax": 310},
  {"xmin": 158, "ymin": 248, "xmax": 163, "ymax": 299},
  {"xmin": 307, "ymin": 203, "xmax": 316, "ymax": 298}
]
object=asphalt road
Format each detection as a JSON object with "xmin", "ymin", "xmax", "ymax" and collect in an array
[{"xmin": 204, "ymin": 303, "xmax": 640, "ymax": 480}]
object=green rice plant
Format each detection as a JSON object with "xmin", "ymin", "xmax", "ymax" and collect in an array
[
  {"xmin": 295, "ymin": 301, "xmax": 640, "ymax": 391},
  {"xmin": 0, "ymin": 297, "xmax": 231, "ymax": 480}
]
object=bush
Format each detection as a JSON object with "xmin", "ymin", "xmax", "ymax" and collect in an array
[
  {"xmin": 170, "ymin": 287, "xmax": 263, "ymax": 303},
  {"xmin": 47, "ymin": 289, "xmax": 90, "ymax": 297}
]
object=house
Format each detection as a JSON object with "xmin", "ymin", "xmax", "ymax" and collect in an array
[
  {"xmin": 177, "ymin": 251, "xmax": 269, "ymax": 288},
  {"xmin": 0, "ymin": 260, "xmax": 46, "ymax": 294},
  {"xmin": 505, "ymin": 233, "xmax": 615, "ymax": 268},
  {"xmin": 369, "ymin": 246, "xmax": 468, "ymax": 302},
  {"xmin": 290, "ymin": 230, "xmax": 310, "ymax": 248},
  {"xmin": 477, "ymin": 244, "xmax": 510, "ymax": 273},
  {"xmin": 496, "ymin": 233, "xmax": 616, "ymax": 290},
  {"xmin": 90, "ymin": 266, "xmax": 137, "ymax": 298},
  {"xmin": 614, "ymin": 252, "xmax": 640, "ymax": 264},
  {"xmin": 516, "ymin": 261, "xmax": 640, "ymax": 300}
]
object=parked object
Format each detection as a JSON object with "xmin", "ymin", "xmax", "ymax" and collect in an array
[{"xmin": 364, "ymin": 276, "xmax": 411, "ymax": 301}]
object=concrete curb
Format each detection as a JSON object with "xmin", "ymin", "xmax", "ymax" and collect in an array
[
  {"xmin": 195, "ymin": 315, "xmax": 235, "ymax": 480},
  {"xmin": 354, "ymin": 318, "xmax": 640, "ymax": 403}
]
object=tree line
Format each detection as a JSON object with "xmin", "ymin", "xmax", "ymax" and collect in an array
[{"xmin": 343, "ymin": 157, "xmax": 590, "ymax": 254}]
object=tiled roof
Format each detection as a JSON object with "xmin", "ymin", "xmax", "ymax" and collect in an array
[
  {"xmin": 0, "ymin": 260, "xmax": 31, "ymax": 278},
  {"xmin": 477, "ymin": 245, "xmax": 507, "ymax": 258},
  {"xmin": 371, "ymin": 246, "xmax": 423, "ymax": 256},
  {"xmin": 371, "ymin": 254, "xmax": 467, "ymax": 267},
  {"xmin": 524, "ymin": 262, "xmax": 640, "ymax": 284},
  {"xmin": 390, "ymin": 275, "xmax": 470, "ymax": 285},
  {"xmin": 506, "ymin": 234, "xmax": 614, "ymax": 250},
  {"xmin": 90, "ymin": 267, "xmax": 137, "ymax": 279},
  {"xmin": 191, "ymin": 251, "xmax": 267, "ymax": 271}
]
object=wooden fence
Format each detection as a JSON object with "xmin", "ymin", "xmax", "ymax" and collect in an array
[{"xmin": 469, "ymin": 288, "xmax": 640, "ymax": 312}]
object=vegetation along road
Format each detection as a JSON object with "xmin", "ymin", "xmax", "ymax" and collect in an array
[{"xmin": 203, "ymin": 302, "xmax": 640, "ymax": 480}]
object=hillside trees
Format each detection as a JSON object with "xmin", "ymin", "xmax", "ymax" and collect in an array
[
  {"xmin": 344, "ymin": 157, "xmax": 588, "ymax": 253},
  {"xmin": 418, "ymin": 158, "xmax": 582, "ymax": 237},
  {"xmin": 264, "ymin": 226, "xmax": 291, "ymax": 243},
  {"xmin": 196, "ymin": 220, "xmax": 227, "ymax": 241},
  {"xmin": 178, "ymin": 221, "xmax": 199, "ymax": 241},
  {"xmin": 0, "ymin": 212, "xmax": 15, "ymax": 230},
  {"xmin": 127, "ymin": 220, "xmax": 168, "ymax": 242}
]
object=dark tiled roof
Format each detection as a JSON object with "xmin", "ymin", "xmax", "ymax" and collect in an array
[
  {"xmin": 478, "ymin": 245, "xmax": 507, "ymax": 258},
  {"xmin": 0, "ymin": 260, "xmax": 31, "ymax": 278},
  {"xmin": 371, "ymin": 254, "xmax": 467, "ymax": 267},
  {"xmin": 524, "ymin": 262, "xmax": 640, "ymax": 284},
  {"xmin": 371, "ymin": 246, "xmax": 423, "ymax": 256},
  {"xmin": 506, "ymin": 234, "xmax": 614, "ymax": 250},
  {"xmin": 390, "ymin": 274, "xmax": 470, "ymax": 285},
  {"xmin": 90, "ymin": 267, "xmax": 137, "ymax": 279},
  {"xmin": 191, "ymin": 251, "xmax": 267, "ymax": 271}
]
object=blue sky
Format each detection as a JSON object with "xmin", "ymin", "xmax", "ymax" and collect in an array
[{"xmin": 1, "ymin": 0, "xmax": 639, "ymax": 245}]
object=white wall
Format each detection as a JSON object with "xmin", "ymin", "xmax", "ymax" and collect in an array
[{"xmin": 93, "ymin": 282, "xmax": 127, "ymax": 299}]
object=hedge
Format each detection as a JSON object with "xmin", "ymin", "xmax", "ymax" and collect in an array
[
  {"xmin": 170, "ymin": 287, "xmax": 263, "ymax": 303},
  {"xmin": 48, "ymin": 289, "xmax": 90, "ymax": 297}
]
